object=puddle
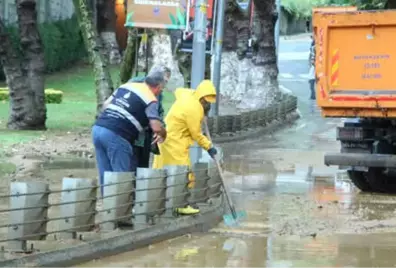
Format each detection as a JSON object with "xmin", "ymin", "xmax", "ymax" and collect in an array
[
  {"xmin": 14, "ymin": 156, "xmax": 99, "ymax": 187},
  {"xmin": 72, "ymin": 154, "xmax": 396, "ymax": 267},
  {"xmin": 7, "ymin": 140, "xmax": 390, "ymax": 267},
  {"xmin": 75, "ymin": 232, "xmax": 396, "ymax": 267},
  {"xmin": 39, "ymin": 158, "xmax": 96, "ymax": 170}
]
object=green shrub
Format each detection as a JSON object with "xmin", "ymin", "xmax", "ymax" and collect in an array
[
  {"xmin": 0, "ymin": 88, "xmax": 63, "ymax": 104},
  {"xmin": 44, "ymin": 89, "xmax": 63, "ymax": 104},
  {"xmin": 0, "ymin": 15, "xmax": 87, "ymax": 80}
]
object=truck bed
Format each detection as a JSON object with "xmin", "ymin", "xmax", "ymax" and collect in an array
[{"xmin": 313, "ymin": 10, "xmax": 396, "ymax": 118}]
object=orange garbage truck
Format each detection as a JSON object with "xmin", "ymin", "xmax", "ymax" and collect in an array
[{"xmin": 313, "ymin": 9, "xmax": 396, "ymax": 193}]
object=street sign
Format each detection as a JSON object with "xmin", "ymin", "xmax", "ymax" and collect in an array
[{"xmin": 125, "ymin": 0, "xmax": 188, "ymax": 30}]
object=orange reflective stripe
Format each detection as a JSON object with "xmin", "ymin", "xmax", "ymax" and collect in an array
[{"xmin": 331, "ymin": 49, "xmax": 339, "ymax": 87}]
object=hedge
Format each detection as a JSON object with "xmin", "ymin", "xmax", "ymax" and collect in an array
[
  {"xmin": 0, "ymin": 15, "xmax": 87, "ymax": 80},
  {"xmin": 0, "ymin": 88, "xmax": 63, "ymax": 104}
]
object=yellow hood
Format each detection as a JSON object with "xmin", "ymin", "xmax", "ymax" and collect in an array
[
  {"xmin": 193, "ymin": 80, "xmax": 216, "ymax": 103},
  {"xmin": 174, "ymin": 88, "xmax": 194, "ymax": 100}
]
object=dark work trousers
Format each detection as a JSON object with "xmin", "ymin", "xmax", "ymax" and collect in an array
[
  {"xmin": 133, "ymin": 129, "xmax": 152, "ymax": 168},
  {"xmin": 130, "ymin": 130, "xmax": 152, "ymax": 209}
]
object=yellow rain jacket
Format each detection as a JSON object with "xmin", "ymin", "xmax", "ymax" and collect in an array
[{"xmin": 152, "ymin": 80, "xmax": 216, "ymax": 188}]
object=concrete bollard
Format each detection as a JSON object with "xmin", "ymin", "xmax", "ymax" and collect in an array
[
  {"xmin": 7, "ymin": 181, "xmax": 49, "ymax": 253},
  {"xmin": 189, "ymin": 145, "xmax": 202, "ymax": 167},
  {"xmin": 133, "ymin": 168, "xmax": 167, "ymax": 227},
  {"xmin": 164, "ymin": 165, "xmax": 189, "ymax": 217},
  {"xmin": 189, "ymin": 163, "xmax": 210, "ymax": 204},
  {"xmin": 200, "ymin": 147, "xmax": 223, "ymax": 200},
  {"xmin": 59, "ymin": 178, "xmax": 97, "ymax": 239},
  {"xmin": 101, "ymin": 172, "xmax": 134, "ymax": 231}
]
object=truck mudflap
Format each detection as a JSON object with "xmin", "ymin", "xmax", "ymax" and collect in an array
[{"xmin": 325, "ymin": 153, "xmax": 396, "ymax": 168}]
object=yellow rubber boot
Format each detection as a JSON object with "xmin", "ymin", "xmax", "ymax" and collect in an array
[{"xmin": 176, "ymin": 205, "xmax": 200, "ymax": 215}]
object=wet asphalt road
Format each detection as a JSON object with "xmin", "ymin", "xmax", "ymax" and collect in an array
[{"xmin": 75, "ymin": 36, "xmax": 396, "ymax": 267}]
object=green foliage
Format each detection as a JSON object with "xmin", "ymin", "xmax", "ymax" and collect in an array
[
  {"xmin": 0, "ymin": 88, "xmax": 63, "ymax": 104},
  {"xmin": 0, "ymin": 65, "xmax": 175, "ymax": 148},
  {"xmin": 281, "ymin": 0, "xmax": 380, "ymax": 18},
  {"xmin": 0, "ymin": 15, "xmax": 87, "ymax": 80},
  {"xmin": 281, "ymin": 0, "xmax": 330, "ymax": 18},
  {"xmin": 44, "ymin": 89, "xmax": 64, "ymax": 104},
  {"xmin": 352, "ymin": 0, "xmax": 387, "ymax": 9}
]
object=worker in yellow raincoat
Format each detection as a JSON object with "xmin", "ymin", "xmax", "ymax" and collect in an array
[{"xmin": 152, "ymin": 80, "xmax": 218, "ymax": 215}]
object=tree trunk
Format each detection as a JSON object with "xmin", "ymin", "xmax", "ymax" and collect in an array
[
  {"xmin": 223, "ymin": 1, "xmax": 250, "ymax": 56},
  {"xmin": 0, "ymin": 0, "xmax": 46, "ymax": 130},
  {"xmin": 248, "ymin": 0, "xmax": 280, "ymax": 106},
  {"xmin": 96, "ymin": 0, "xmax": 121, "ymax": 64},
  {"xmin": 119, "ymin": 28, "xmax": 140, "ymax": 84},
  {"xmin": 216, "ymin": 0, "xmax": 280, "ymax": 110},
  {"xmin": 136, "ymin": 30, "xmax": 184, "ymax": 90},
  {"xmin": 73, "ymin": 0, "xmax": 114, "ymax": 113}
]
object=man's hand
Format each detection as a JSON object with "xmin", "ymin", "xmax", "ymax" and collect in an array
[
  {"xmin": 207, "ymin": 147, "xmax": 217, "ymax": 159},
  {"xmin": 152, "ymin": 133, "xmax": 165, "ymax": 144},
  {"xmin": 149, "ymin": 119, "xmax": 167, "ymax": 141}
]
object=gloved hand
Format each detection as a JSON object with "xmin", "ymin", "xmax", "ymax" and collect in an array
[{"xmin": 207, "ymin": 147, "xmax": 217, "ymax": 159}]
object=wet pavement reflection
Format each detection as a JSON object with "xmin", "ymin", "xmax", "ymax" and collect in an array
[
  {"xmin": 75, "ymin": 153, "xmax": 396, "ymax": 267},
  {"xmin": 76, "ymin": 227, "xmax": 396, "ymax": 267},
  {"xmin": 66, "ymin": 99, "xmax": 396, "ymax": 267}
]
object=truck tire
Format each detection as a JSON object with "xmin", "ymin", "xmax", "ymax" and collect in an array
[
  {"xmin": 347, "ymin": 170, "xmax": 372, "ymax": 192},
  {"xmin": 367, "ymin": 168, "xmax": 396, "ymax": 194}
]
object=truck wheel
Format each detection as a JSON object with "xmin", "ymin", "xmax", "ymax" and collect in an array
[
  {"xmin": 367, "ymin": 168, "xmax": 396, "ymax": 194},
  {"xmin": 347, "ymin": 170, "xmax": 372, "ymax": 192}
]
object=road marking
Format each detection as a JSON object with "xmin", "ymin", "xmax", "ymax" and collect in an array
[
  {"xmin": 295, "ymin": 123, "xmax": 307, "ymax": 130},
  {"xmin": 279, "ymin": 51, "xmax": 309, "ymax": 61},
  {"xmin": 279, "ymin": 78, "xmax": 306, "ymax": 82},
  {"xmin": 279, "ymin": 85, "xmax": 292, "ymax": 94},
  {"xmin": 279, "ymin": 73, "xmax": 294, "ymax": 78},
  {"xmin": 278, "ymin": 73, "xmax": 310, "ymax": 81}
]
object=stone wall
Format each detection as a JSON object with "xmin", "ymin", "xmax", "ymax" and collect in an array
[{"xmin": 208, "ymin": 93, "xmax": 298, "ymax": 142}]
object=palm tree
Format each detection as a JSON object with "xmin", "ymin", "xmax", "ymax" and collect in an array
[
  {"xmin": 119, "ymin": 28, "xmax": 141, "ymax": 84},
  {"xmin": 73, "ymin": 0, "xmax": 114, "ymax": 113},
  {"xmin": 0, "ymin": 0, "xmax": 47, "ymax": 130},
  {"xmin": 96, "ymin": 0, "xmax": 122, "ymax": 64},
  {"xmin": 221, "ymin": 0, "xmax": 280, "ymax": 109},
  {"xmin": 251, "ymin": 0, "xmax": 280, "ymax": 105}
]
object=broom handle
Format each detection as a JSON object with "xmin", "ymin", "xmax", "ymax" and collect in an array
[{"xmin": 203, "ymin": 117, "xmax": 237, "ymax": 216}]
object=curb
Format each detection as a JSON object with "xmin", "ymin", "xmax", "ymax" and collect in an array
[
  {"xmin": 212, "ymin": 111, "xmax": 300, "ymax": 144},
  {"xmin": 0, "ymin": 202, "xmax": 224, "ymax": 267}
]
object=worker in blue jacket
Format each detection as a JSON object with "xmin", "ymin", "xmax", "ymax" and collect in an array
[{"xmin": 130, "ymin": 66, "xmax": 171, "ymax": 167}]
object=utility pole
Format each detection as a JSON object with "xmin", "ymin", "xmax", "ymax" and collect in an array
[
  {"xmin": 209, "ymin": 0, "xmax": 226, "ymax": 116},
  {"xmin": 190, "ymin": 0, "xmax": 208, "ymax": 165},
  {"xmin": 190, "ymin": 0, "xmax": 208, "ymax": 88}
]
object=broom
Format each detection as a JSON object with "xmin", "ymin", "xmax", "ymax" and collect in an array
[{"xmin": 203, "ymin": 117, "xmax": 247, "ymax": 227}]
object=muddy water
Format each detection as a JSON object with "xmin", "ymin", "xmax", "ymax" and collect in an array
[
  {"xmin": 76, "ymin": 232, "xmax": 396, "ymax": 267},
  {"xmin": 4, "ymin": 137, "xmax": 396, "ymax": 266},
  {"xmin": 74, "ymin": 153, "xmax": 396, "ymax": 267}
]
